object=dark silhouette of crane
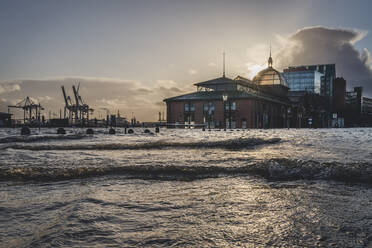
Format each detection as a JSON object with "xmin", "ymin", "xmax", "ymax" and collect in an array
[
  {"xmin": 61, "ymin": 83, "xmax": 93, "ymax": 126},
  {"xmin": 8, "ymin": 96, "xmax": 44, "ymax": 125}
]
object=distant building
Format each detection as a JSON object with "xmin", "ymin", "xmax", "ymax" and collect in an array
[
  {"xmin": 164, "ymin": 54, "xmax": 341, "ymax": 129},
  {"xmin": 362, "ymin": 97, "xmax": 372, "ymax": 115},
  {"xmin": 346, "ymin": 87, "xmax": 362, "ymax": 112},
  {"xmin": 287, "ymin": 91, "xmax": 329, "ymax": 128},
  {"xmin": 283, "ymin": 64, "xmax": 336, "ymax": 97},
  {"xmin": 361, "ymin": 96, "xmax": 372, "ymax": 126},
  {"xmin": 164, "ymin": 54, "xmax": 290, "ymax": 129},
  {"xmin": 330, "ymin": 77, "xmax": 347, "ymax": 127},
  {"xmin": 0, "ymin": 112, "xmax": 12, "ymax": 127},
  {"xmin": 283, "ymin": 64, "xmax": 336, "ymax": 127},
  {"xmin": 333, "ymin": 77, "xmax": 346, "ymax": 115},
  {"xmin": 345, "ymin": 87, "xmax": 363, "ymax": 126},
  {"xmin": 282, "ymin": 68, "xmax": 323, "ymax": 94}
]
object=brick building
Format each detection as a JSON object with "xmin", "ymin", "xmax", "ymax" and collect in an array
[{"xmin": 164, "ymin": 55, "xmax": 290, "ymax": 129}]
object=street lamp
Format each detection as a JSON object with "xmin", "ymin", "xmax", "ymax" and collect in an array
[{"xmin": 222, "ymin": 93, "xmax": 228, "ymax": 131}]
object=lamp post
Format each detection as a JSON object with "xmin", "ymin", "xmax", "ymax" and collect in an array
[{"xmin": 222, "ymin": 93, "xmax": 228, "ymax": 131}]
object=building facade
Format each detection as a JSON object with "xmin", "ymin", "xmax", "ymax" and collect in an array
[
  {"xmin": 283, "ymin": 64, "xmax": 336, "ymax": 127},
  {"xmin": 284, "ymin": 64, "xmax": 335, "ymax": 97},
  {"xmin": 164, "ymin": 55, "xmax": 290, "ymax": 129},
  {"xmin": 362, "ymin": 97, "xmax": 372, "ymax": 115},
  {"xmin": 282, "ymin": 68, "xmax": 323, "ymax": 94},
  {"xmin": 345, "ymin": 87, "xmax": 363, "ymax": 126},
  {"xmin": 333, "ymin": 77, "xmax": 346, "ymax": 115}
]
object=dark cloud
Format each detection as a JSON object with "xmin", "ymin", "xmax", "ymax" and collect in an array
[{"xmin": 276, "ymin": 26, "xmax": 372, "ymax": 96}]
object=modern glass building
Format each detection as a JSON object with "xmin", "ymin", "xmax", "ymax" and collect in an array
[
  {"xmin": 282, "ymin": 70, "xmax": 323, "ymax": 94},
  {"xmin": 283, "ymin": 64, "xmax": 335, "ymax": 97}
]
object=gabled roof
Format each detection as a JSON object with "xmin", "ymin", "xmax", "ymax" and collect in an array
[
  {"xmin": 234, "ymin": 75, "xmax": 256, "ymax": 88},
  {"xmin": 194, "ymin": 76, "xmax": 235, "ymax": 86},
  {"xmin": 163, "ymin": 90, "xmax": 289, "ymax": 105}
]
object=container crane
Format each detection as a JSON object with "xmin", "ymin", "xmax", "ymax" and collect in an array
[
  {"xmin": 61, "ymin": 83, "xmax": 93, "ymax": 126},
  {"xmin": 8, "ymin": 96, "xmax": 44, "ymax": 125}
]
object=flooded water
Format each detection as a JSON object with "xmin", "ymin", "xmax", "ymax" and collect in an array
[{"xmin": 0, "ymin": 127, "xmax": 371, "ymax": 247}]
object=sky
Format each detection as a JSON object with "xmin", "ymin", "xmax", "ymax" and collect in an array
[{"xmin": 1, "ymin": 0, "xmax": 372, "ymax": 121}]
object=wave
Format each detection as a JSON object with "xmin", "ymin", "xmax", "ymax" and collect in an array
[
  {"xmin": 0, "ymin": 134, "xmax": 86, "ymax": 144},
  {"xmin": 1, "ymin": 159, "xmax": 371, "ymax": 184},
  {"xmin": 4, "ymin": 137, "xmax": 281, "ymax": 151}
]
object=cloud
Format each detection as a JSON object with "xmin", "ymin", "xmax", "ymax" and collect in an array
[
  {"xmin": 245, "ymin": 63, "xmax": 266, "ymax": 80},
  {"xmin": 0, "ymin": 83, "xmax": 21, "ymax": 95},
  {"xmin": 154, "ymin": 101, "xmax": 165, "ymax": 106},
  {"xmin": 275, "ymin": 26, "xmax": 372, "ymax": 96},
  {"xmin": 156, "ymin": 80, "xmax": 179, "ymax": 88},
  {"xmin": 188, "ymin": 69, "xmax": 197, "ymax": 75},
  {"xmin": 136, "ymin": 88, "xmax": 153, "ymax": 94},
  {"xmin": 1, "ymin": 76, "xmax": 190, "ymax": 121},
  {"xmin": 38, "ymin": 96, "xmax": 53, "ymax": 102},
  {"xmin": 246, "ymin": 43, "xmax": 270, "ymax": 65}
]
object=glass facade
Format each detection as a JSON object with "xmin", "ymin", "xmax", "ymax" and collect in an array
[
  {"xmin": 284, "ymin": 64, "xmax": 335, "ymax": 97},
  {"xmin": 253, "ymin": 68, "xmax": 288, "ymax": 87},
  {"xmin": 282, "ymin": 70, "xmax": 322, "ymax": 94},
  {"xmin": 314, "ymin": 64, "xmax": 335, "ymax": 97}
]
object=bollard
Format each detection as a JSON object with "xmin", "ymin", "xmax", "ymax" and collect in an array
[
  {"xmin": 21, "ymin": 126, "xmax": 31, "ymax": 135},
  {"xmin": 155, "ymin": 127, "xmax": 160, "ymax": 133},
  {"xmin": 86, "ymin": 128, "xmax": 94, "ymax": 135},
  {"xmin": 124, "ymin": 127, "xmax": 127, "ymax": 134},
  {"xmin": 57, "ymin": 127, "xmax": 66, "ymax": 135},
  {"xmin": 109, "ymin": 128, "xmax": 116, "ymax": 134},
  {"xmin": 127, "ymin": 129, "xmax": 134, "ymax": 134},
  {"xmin": 202, "ymin": 127, "xmax": 205, "ymax": 131}
]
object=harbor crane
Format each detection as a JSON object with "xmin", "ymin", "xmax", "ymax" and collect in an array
[
  {"xmin": 8, "ymin": 96, "xmax": 44, "ymax": 125},
  {"xmin": 61, "ymin": 83, "xmax": 93, "ymax": 126}
]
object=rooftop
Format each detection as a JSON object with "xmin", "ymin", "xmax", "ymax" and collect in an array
[{"xmin": 163, "ymin": 89, "xmax": 289, "ymax": 105}]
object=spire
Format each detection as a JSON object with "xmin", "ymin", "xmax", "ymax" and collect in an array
[
  {"xmin": 223, "ymin": 51, "xmax": 226, "ymax": 77},
  {"xmin": 268, "ymin": 42, "xmax": 273, "ymax": 68}
]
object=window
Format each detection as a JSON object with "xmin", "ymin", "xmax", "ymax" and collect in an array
[
  {"xmin": 190, "ymin": 103, "xmax": 195, "ymax": 112},
  {"xmin": 204, "ymin": 104, "xmax": 209, "ymax": 112},
  {"xmin": 225, "ymin": 101, "xmax": 236, "ymax": 111},
  {"xmin": 204, "ymin": 102, "xmax": 214, "ymax": 112},
  {"xmin": 231, "ymin": 102, "xmax": 236, "ymax": 110},
  {"xmin": 185, "ymin": 102, "xmax": 195, "ymax": 112}
]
